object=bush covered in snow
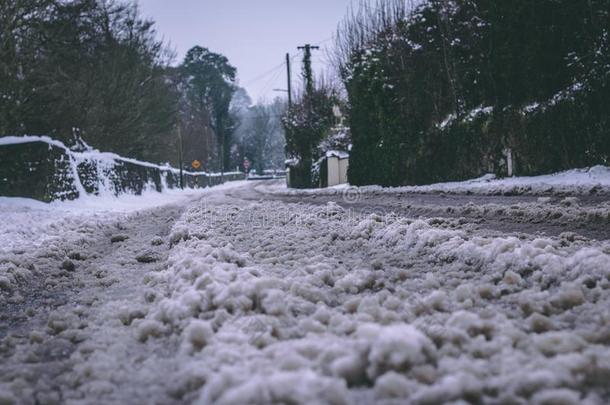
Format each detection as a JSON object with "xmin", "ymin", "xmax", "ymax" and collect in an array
[{"xmin": 335, "ymin": 0, "xmax": 610, "ymax": 186}]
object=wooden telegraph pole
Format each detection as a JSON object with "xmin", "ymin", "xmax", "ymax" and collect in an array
[
  {"xmin": 177, "ymin": 124, "xmax": 184, "ymax": 189},
  {"xmin": 286, "ymin": 53, "xmax": 293, "ymax": 108}
]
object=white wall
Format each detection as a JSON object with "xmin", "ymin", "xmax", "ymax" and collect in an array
[
  {"xmin": 339, "ymin": 158, "xmax": 349, "ymax": 184},
  {"xmin": 327, "ymin": 157, "xmax": 349, "ymax": 187}
]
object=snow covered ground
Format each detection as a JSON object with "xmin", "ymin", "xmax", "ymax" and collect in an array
[
  {"xmin": 137, "ymin": 200, "xmax": 610, "ymax": 404},
  {"xmin": 0, "ymin": 182, "xmax": 248, "ymax": 245},
  {"xmin": 264, "ymin": 166, "xmax": 610, "ymax": 197},
  {"xmin": 0, "ymin": 183, "xmax": 249, "ymax": 292},
  {"xmin": 1, "ymin": 181, "xmax": 609, "ymax": 404}
]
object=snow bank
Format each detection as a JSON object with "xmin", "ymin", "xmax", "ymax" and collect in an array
[
  {"xmin": 0, "ymin": 181, "xmax": 248, "ymax": 292},
  {"xmin": 0, "ymin": 180, "xmax": 249, "ymax": 249},
  {"xmin": 263, "ymin": 166, "xmax": 610, "ymax": 196}
]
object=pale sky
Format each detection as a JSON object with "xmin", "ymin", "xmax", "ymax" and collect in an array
[{"xmin": 137, "ymin": 0, "xmax": 354, "ymax": 104}]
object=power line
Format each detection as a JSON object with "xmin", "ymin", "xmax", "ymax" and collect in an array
[
  {"xmin": 313, "ymin": 37, "xmax": 334, "ymax": 46},
  {"xmin": 242, "ymin": 36, "xmax": 331, "ymax": 87},
  {"xmin": 239, "ymin": 37, "xmax": 334, "ymax": 101},
  {"xmin": 240, "ymin": 55, "xmax": 300, "ymax": 99},
  {"xmin": 241, "ymin": 61, "xmax": 286, "ymax": 87},
  {"xmin": 257, "ymin": 67, "xmax": 283, "ymax": 94},
  {"xmin": 256, "ymin": 67, "xmax": 284, "ymax": 99}
]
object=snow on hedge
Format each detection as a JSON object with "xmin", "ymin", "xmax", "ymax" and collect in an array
[
  {"xmin": 264, "ymin": 166, "xmax": 610, "ymax": 196},
  {"xmin": 117, "ymin": 199, "xmax": 610, "ymax": 403}
]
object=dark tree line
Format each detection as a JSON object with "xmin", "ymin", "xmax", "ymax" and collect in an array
[
  {"xmin": 0, "ymin": 0, "xmax": 176, "ymax": 162},
  {"xmin": 0, "ymin": 0, "xmax": 273, "ymax": 172},
  {"xmin": 334, "ymin": 0, "xmax": 610, "ymax": 186}
]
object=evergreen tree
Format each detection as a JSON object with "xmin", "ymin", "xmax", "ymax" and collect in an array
[
  {"xmin": 1, "ymin": 0, "xmax": 178, "ymax": 163},
  {"xmin": 181, "ymin": 46, "xmax": 237, "ymax": 172}
]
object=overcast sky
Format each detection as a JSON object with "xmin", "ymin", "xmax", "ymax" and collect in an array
[{"xmin": 137, "ymin": 0, "xmax": 354, "ymax": 104}]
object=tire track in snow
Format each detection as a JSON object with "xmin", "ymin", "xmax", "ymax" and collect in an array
[{"xmin": 0, "ymin": 203, "xmax": 186, "ymax": 404}]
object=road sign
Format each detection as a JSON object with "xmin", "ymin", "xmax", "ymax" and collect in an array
[{"xmin": 192, "ymin": 160, "xmax": 201, "ymax": 170}]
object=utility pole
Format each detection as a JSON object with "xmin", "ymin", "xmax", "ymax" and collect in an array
[
  {"xmin": 274, "ymin": 54, "xmax": 293, "ymax": 106},
  {"xmin": 286, "ymin": 53, "xmax": 293, "ymax": 108},
  {"xmin": 219, "ymin": 121, "xmax": 225, "ymax": 184},
  {"xmin": 177, "ymin": 124, "xmax": 184, "ymax": 189},
  {"xmin": 297, "ymin": 44, "xmax": 319, "ymax": 98}
]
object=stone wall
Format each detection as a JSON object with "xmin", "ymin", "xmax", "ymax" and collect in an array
[{"xmin": 0, "ymin": 139, "xmax": 244, "ymax": 202}]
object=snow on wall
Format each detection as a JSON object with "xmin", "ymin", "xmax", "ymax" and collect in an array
[{"xmin": 0, "ymin": 136, "xmax": 244, "ymax": 201}]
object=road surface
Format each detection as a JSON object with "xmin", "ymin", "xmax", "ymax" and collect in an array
[
  {"xmin": 230, "ymin": 180, "xmax": 610, "ymax": 240},
  {"xmin": 1, "ymin": 181, "xmax": 608, "ymax": 404}
]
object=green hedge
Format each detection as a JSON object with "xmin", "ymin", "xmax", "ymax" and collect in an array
[{"xmin": 341, "ymin": 0, "xmax": 609, "ymax": 186}]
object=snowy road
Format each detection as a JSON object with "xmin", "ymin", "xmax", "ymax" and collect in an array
[
  {"xmin": 1, "ymin": 181, "xmax": 609, "ymax": 404},
  {"xmin": 243, "ymin": 181, "xmax": 610, "ymax": 240},
  {"xmin": 0, "ymin": 197, "xmax": 192, "ymax": 403}
]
